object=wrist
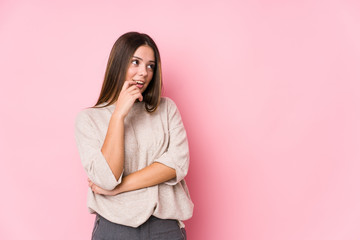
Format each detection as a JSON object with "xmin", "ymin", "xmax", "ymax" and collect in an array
[
  {"xmin": 115, "ymin": 184, "xmax": 124, "ymax": 195},
  {"xmin": 111, "ymin": 112, "xmax": 126, "ymax": 122}
]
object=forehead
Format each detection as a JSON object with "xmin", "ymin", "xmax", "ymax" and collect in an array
[{"xmin": 133, "ymin": 45, "xmax": 155, "ymax": 61}]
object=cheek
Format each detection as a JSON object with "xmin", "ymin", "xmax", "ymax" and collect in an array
[
  {"xmin": 126, "ymin": 67, "xmax": 137, "ymax": 79},
  {"xmin": 147, "ymin": 71, "xmax": 154, "ymax": 80}
]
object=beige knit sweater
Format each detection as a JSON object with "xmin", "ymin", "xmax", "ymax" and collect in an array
[{"xmin": 74, "ymin": 97, "xmax": 193, "ymax": 228}]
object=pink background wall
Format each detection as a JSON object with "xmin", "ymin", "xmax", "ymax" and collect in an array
[{"xmin": 1, "ymin": 0, "xmax": 360, "ymax": 239}]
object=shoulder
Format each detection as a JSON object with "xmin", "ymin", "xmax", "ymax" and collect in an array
[
  {"xmin": 74, "ymin": 108, "xmax": 93, "ymax": 131},
  {"xmin": 159, "ymin": 97, "xmax": 184, "ymax": 122},
  {"xmin": 160, "ymin": 96, "xmax": 178, "ymax": 111},
  {"xmin": 75, "ymin": 103, "xmax": 108, "ymax": 126}
]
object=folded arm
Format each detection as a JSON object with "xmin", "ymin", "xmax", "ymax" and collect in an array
[
  {"xmin": 88, "ymin": 98, "xmax": 189, "ymax": 195},
  {"xmin": 89, "ymin": 162, "xmax": 176, "ymax": 195}
]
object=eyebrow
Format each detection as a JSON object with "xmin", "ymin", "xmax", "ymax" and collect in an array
[{"xmin": 133, "ymin": 56, "xmax": 155, "ymax": 63}]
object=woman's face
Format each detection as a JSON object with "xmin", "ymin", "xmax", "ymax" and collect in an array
[{"xmin": 125, "ymin": 45, "xmax": 155, "ymax": 94}]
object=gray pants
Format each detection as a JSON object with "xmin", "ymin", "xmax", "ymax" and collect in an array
[{"xmin": 91, "ymin": 213, "xmax": 187, "ymax": 240}]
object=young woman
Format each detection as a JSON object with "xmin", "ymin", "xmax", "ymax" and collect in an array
[{"xmin": 74, "ymin": 32, "xmax": 194, "ymax": 239}]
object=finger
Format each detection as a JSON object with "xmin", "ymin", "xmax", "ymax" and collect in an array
[
  {"xmin": 121, "ymin": 80, "xmax": 136, "ymax": 92},
  {"xmin": 121, "ymin": 81, "xmax": 130, "ymax": 92},
  {"xmin": 128, "ymin": 88, "xmax": 142, "ymax": 96},
  {"xmin": 134, "ymin": 92, "xmax": 143, "ymax": 102},
  {"xmin": 126, "ymin": 87, "xmax": 143, "ymax": 101},
  {"xmin": 125, "ymin": 84, "xmax": 140, "ymax": 93}
]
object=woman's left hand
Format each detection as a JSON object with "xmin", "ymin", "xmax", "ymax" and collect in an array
[{"xmin": 88, "ymin": 178, "xmax": 118, "ymax": 196}]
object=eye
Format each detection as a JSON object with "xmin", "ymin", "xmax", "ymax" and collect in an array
[
  {"xmin": 131, "ymin": 59, "xmax": 139, "ymax": 65},
  {"xmin": 147, "ymin": 64, "xmax": 155, "ymax": 70}
]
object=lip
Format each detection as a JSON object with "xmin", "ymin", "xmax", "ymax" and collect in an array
[
  {"xmin": 133, "ymin": 79, "xmax": 145, "ymax": 89},
  {"xmin": 133, "ymin": 80, "xmax": 145, "ymax": 84},
  {"xmin": 136, "ymin": 84, "xmax": 144, "ymax": 89}
]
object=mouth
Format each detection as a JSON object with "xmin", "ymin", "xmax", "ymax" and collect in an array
[
  {"xmin": 134, "ymin": 80, "xmax": 145, "ymax": 88},
  {"xmin": 134, "ymin": 80, "xmax": 145, "ymax": 84}
]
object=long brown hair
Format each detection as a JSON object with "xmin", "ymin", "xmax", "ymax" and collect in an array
[{"xmin": 92, "ymin": 32, "xmax": 162, "ymax": 112}]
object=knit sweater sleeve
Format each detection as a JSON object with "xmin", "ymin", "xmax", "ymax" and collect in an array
[
  {"xmin": 154, "ymin": 98, "xmax": 190, "ymax": 185},
  {"xmin": 74, "ymin": 110, "xmax": 123, "ymax": 190}
]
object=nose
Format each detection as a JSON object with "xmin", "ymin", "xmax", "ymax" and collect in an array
[{"xmin": 138, "ymin": 64, "xmax": 148, "ymax": 77}]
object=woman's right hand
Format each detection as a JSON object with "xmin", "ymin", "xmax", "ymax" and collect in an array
[
  {"xmin": 88, "ymin": 178, "xmax": 120, "ymax": 196},
  {"xmin": 113, "ymin": 80, "xmax": 143, "ymax": 119}
]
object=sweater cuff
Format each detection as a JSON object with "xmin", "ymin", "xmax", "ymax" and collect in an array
[
  {"xmin": 154, "ymin": 152, "xmax": 186, "ymax": 186},
  {"xmin": 92, "ymin": 149, "xmax": 123, "ymax": 190}
]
